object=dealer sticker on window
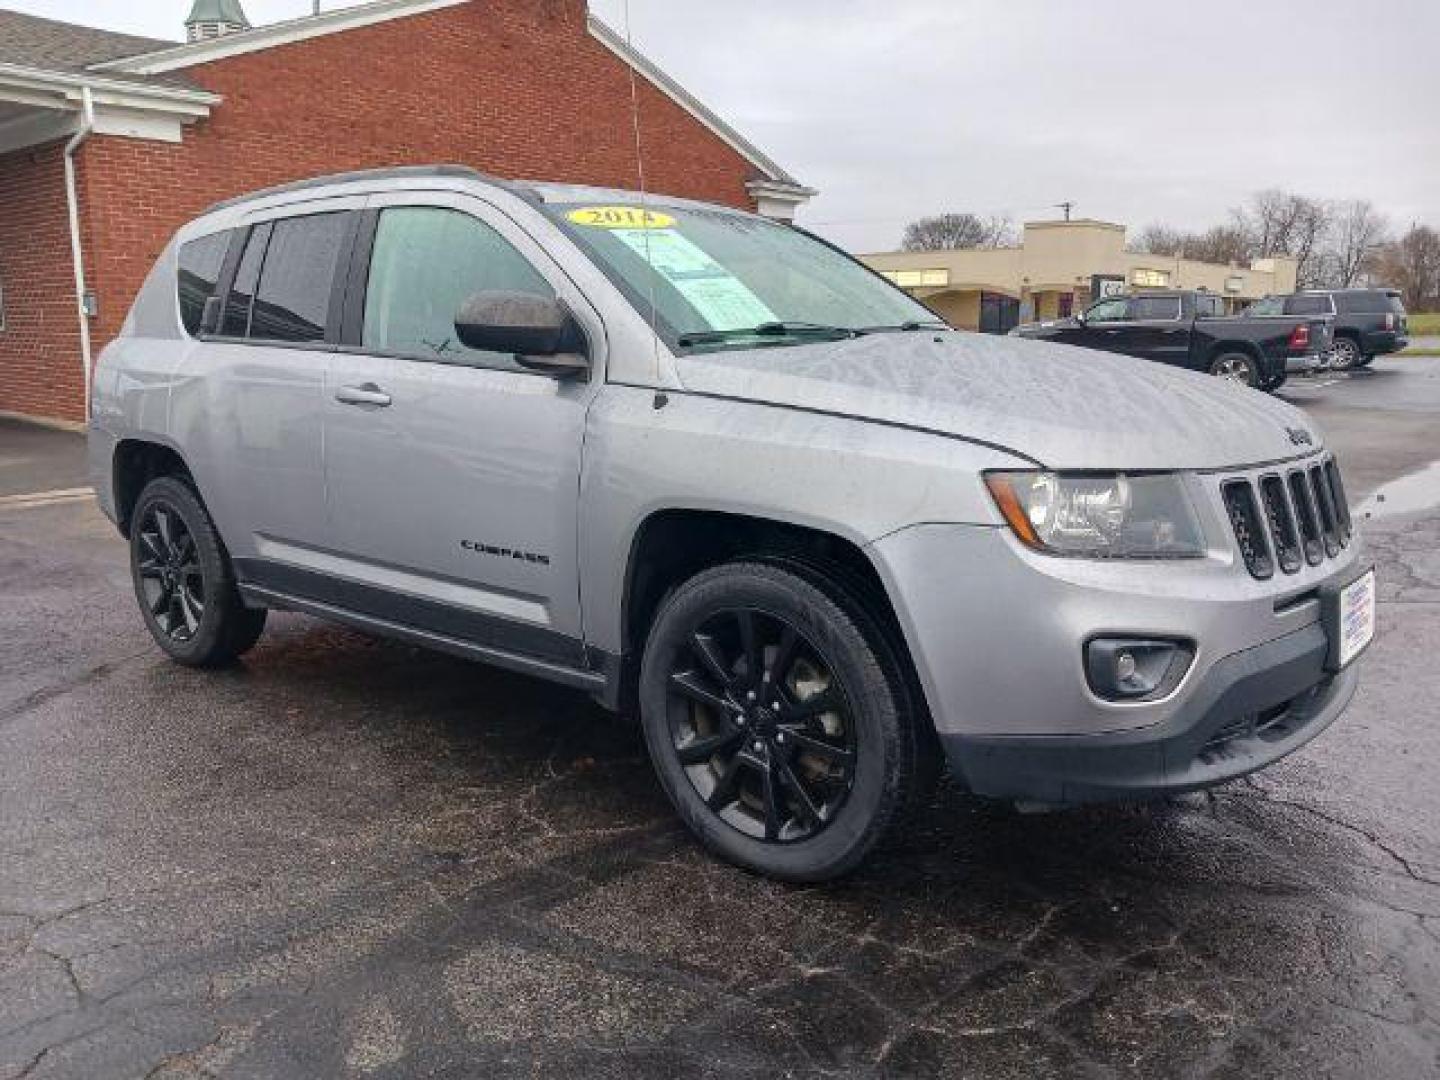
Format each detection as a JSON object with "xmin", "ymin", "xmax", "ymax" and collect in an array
[{"xmin": 1334, "ymin": 568, "xmax": 1376, "ymax": 669}]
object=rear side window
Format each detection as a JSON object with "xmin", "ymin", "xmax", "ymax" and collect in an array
[
  {"xmin": 1246, "ymin": 296, "xmax": 1283, "ymax": 317},
  {"xmin": 361, "ymin": 206, "xmax": 554, "ymax": 370},
  {"xmin": 176, "ymin": 230, "xmax": 231, "ymax": 336},
  {"xmin": 221, "ymin": 223, "xmax": 270, "ymax": 338},
  {"xmin": 1334, "ymin": 291, "xmax": 1402, "ymax": 315},
  {"xmin": 1131, "ymin": 296, "xmax": 1181, "ymax": 320},
  {"xmin": 1285, "ymin": 294, "xmax": 1333, "ymax": 316},
  {"xmin": 248, "ymin": 213, "xmax": 350, "ymax": 343}
]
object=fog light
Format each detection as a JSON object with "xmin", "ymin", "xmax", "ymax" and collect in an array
[
  {"xmin": 1115, "ymin": 650, "xmax": 1138, "ymax": 682},
  {"xmin": 1086, "ymin": 638, "xmax": 1192, "ymax": 701}
]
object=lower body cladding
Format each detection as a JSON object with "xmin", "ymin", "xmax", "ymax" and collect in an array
[{"xmin": 868, "ymin": 522, "xmax": 1366, "ymax": 805}]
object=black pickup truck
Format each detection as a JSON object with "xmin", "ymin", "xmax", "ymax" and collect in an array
[{"xmin": 1010, "ymin": 290, "xmax": 1331, "ymax": 391}]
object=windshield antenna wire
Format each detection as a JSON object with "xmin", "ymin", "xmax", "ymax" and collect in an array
[{"xmin": 621, "ymin": 0, "xmax": 665, "ymax": 394}]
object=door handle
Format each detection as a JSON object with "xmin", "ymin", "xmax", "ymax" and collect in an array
[{"xmin": 335, "ymin": 383, "xmax": 392, "ymax": 408}]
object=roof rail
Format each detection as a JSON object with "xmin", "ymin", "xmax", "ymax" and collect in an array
[{"xmin": 202, "ymin": 164, "xmax": 515, "ymax": 214}]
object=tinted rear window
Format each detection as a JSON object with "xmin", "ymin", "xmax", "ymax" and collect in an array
[
  {"xmin": 220, "ymin": 223, "xmax": 270, "ymax": 338},
  {"xmin": 177, "ymin": 231, "xmax": 231, "ymax": 336},
  {"xmin": 1333, "ymin": 291, "xmax": 1403, "ymax": 315},
  {"xmin": 1285, "ymin": 295, "xmax": 1332, "ymax": 316},
  {"xmin": 248, "ymin": 213, "xmax": 350, "ymax": 343}
]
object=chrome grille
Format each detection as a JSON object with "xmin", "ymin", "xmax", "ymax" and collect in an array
[{"xmin": 1225, "ymin": 457, "xmax": 1351, "ymax": 579}]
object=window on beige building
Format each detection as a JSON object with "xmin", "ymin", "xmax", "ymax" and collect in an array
[
  {"xmin": 882, "ymin": 269, "xmax": 950, "ymax": 288},
  {"xmin": 1131, "ymin": 268, "xmax": 1171, "ymax": 288}
]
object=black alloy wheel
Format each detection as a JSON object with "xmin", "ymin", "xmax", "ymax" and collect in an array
[
  {"xmin": 129, "ymin": 477, "xmax": 267, "ymax": 667},
  {"xmin": 135, "ymin": 502, "xmax": 206, "ymax": 643},
  {"xmin": 666, "ymin": 606, "xmax": 857, "ymax": 843},
  {"xmin": 639, "ymin": 560, "xmax": 928, "ymax": 881}
]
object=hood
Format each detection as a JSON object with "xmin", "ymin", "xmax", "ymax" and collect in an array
[{"xmin": 675, "ymin": 332, "xmax": 1320, "ymax": 471}]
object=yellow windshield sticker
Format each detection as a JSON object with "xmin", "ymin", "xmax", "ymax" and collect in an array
[{"xmin": 567, "ymin": 206, "xmax": 676, "ymax": 230}]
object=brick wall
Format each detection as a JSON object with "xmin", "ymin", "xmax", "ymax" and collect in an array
[
  {"xmin": 0, "ymin": 142, "xmax": 89, "ymax": 422},
  {"xmin": 0, "ymin": 0, "xmax": 766, "ymax": 422}
]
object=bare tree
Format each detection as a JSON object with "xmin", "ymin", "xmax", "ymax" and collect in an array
[
  {"xmin": 1184, "ymin": 224, "xmax": 1254, "ymax": 267},
  {"xmin": 1131, "ymin": 223, "xmax": 1187, "ymax": 256},
  {"xmin": 1326, "ymin": 199, "xmax": 1389, "ymax": 287},
  {"xmin": 1373, "ymin": 225, "xmax": 1440, "ymax": 310},
  {"xmin": 901, "ymin": 212, "xmax": 1014, "ymax": 252},
  {"xmin": 1234, "ymin": 190, "xmax": 1332, "ymax": 286}
]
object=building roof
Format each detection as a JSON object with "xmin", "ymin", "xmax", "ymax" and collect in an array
[
  {"xmin": 0, "ymin": 8, "xmax": 197, "ymax": 90},
  {"xmin": 184, "ymin": 0, "xmax": 251, "ymax": 29},
  {"xmin": 0, "ymin": 8, "xmax": 170, "ymax": 71}
]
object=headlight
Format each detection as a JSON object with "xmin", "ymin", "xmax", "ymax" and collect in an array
[{"xmin": 984, "ymin": 471, "xmax": 1206, "ymax": 558}]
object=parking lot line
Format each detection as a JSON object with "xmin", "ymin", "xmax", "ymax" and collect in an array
[{"xmin": 0, "ymin": 486, "xmax": 94, "ymax": 511}]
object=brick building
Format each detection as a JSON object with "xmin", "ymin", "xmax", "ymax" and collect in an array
[{"xmin": 0, "ymin": 0, "xmax": 813, "ymax": 423}]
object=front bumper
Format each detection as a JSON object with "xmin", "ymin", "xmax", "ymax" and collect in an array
[
  {"xmin": 939, "ymin": 623, "xmax": 1356, "ymax": 803},
  {"xmin": 866, "ymin": 477, "xmax": 1365, "ymax": 803}
]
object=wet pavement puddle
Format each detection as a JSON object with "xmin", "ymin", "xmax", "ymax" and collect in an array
[{"xmin": 1358, "ymin": 459, "xmax": 1440, "ymax": 520}]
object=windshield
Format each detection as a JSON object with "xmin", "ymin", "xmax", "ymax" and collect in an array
[{"xmin": 543, "ymin": 200, "xmax": 943, "ymax": 352}]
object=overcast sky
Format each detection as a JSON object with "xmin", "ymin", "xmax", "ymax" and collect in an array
[{"xmin": 10, "ymin": 0, "xmax": 1439, "ymax": 250}]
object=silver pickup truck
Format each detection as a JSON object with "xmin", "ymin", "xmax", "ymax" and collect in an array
[{"xmin": 89, "ymin": 166, "xmax": 1374, "ymax": 881}]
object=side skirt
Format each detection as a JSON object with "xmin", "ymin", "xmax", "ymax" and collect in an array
[{"xmin": 238, "ymin": 581, "xmax": 619, "ymax": 706}]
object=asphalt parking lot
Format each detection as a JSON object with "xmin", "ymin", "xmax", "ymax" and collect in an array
[{"xmin": 3, "ymin": 359, "xmax": 1439, "ymax": 1080}]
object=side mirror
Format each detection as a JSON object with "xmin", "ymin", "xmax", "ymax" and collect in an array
[
  {"xmin": 455, "ymin": 291, "xmax": 590, "ymax": 377},
  {"xmin": 1073, "ymin": 311, "xmax": 1087, "ymax": 325}
]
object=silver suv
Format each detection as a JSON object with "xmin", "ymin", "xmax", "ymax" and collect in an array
[{"xmin": 90, "ymin": 167, "xmax": 1375, "ymax": 881}]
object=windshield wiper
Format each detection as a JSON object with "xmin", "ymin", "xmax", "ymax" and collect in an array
[
  {"xmin": 677, "ymin": 321, "xmax": 860, "ymax": 347},
  {"xmin": 853, "ymin": 320, "xmax": 949, "ymax": 334}
]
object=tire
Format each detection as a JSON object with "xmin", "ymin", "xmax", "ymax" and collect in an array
[
  {"xmin": 1327, "ymin": 336, "xmax": 1362, "ymax": 370},
  {"xmin": 129, "ymin": 477, "xmax": 267, "ymax": 667},
  {"xmin": 1209, "ymin": 351, "xmax": 1259, "ymax": 387},
  {"xmin": 638, "ymin": 561, "xmax": 927, "ymax": 882}
]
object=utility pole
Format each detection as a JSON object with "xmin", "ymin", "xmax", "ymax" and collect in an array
[{"xmin": 1056, "ymin": 201, "xmax": 1074, "ymax": 222}]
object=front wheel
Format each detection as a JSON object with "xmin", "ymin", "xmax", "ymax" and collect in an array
[
  {"xmin": 130, "ymin": 477, "xmax": 267, "ymax": 667},
  {"xmin": 1209, "ymin": 352, "xmax": 1259, "ymax": 387},
  {"xmin": 638, "ymin": 561, "xmax": 927, "ymax": 882}
]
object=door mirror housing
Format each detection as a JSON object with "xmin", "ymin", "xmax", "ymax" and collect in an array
[{"xmin": 455, "ymin": 291, "xmax": 590, "ymax": 377}]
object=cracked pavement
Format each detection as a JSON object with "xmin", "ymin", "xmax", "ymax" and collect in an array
[{"xmin": 3, "ymin": 359, "xmax": 1439, "ymax": 1079}]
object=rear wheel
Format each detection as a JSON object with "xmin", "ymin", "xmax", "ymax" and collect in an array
[
  {"xmin": 1327, "ymin": 336, "xmax": 1362, "ymax": 370},
  {"xmin": 638, "ymin": 561, "xmax": 926, "ymax": 881},
  {"xmin": 1209, "ymin": 352, "xmax": 1259, "ymax": 387},
  {"xmin": 130, "ymin": 477, "xmax": 266, "ymax": 667}
]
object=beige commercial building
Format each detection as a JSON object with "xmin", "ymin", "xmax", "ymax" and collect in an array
[{"xmin": 861, "ymin": 219, "xmax": 1298, "ymax": 334}]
